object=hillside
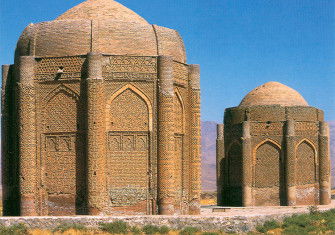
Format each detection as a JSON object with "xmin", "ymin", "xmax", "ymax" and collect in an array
[
  {"xmin": 201, "ymin": 121, "xmax": 217, "ymax": 191},
  {"xmin": 201, "ymin": 121, "xmax": 335, "ymax": 191}
]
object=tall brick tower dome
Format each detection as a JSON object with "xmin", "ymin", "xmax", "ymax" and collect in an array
[
  {"xmin": 2, "ymin": 0, "xmax": 201, "ymax": 216},
  {"xmin": 216, "ymin": 82, "xmax": 330, "ymax": 207}
]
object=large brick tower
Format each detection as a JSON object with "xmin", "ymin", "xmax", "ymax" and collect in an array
[
  {"xmin": 217, "ymin": 82, "xmax": 331, "ymax": 207},
  {"xmin": 2, "ymin": 0, "xmax": 201, "ymax": 216}
]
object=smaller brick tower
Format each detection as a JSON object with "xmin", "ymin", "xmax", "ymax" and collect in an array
[{"xmin": 217, "ymin": 82, "xmax": 331, "ymax": 206}]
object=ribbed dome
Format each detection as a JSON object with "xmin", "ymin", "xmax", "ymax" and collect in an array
[
  {"xmin": 239, "ymin": 82, "xmax": 309, "ymax": 107},
  {"xmin": 15, "ymin": 0, "xmax": 186, "ymax": 63},
  {"xmin": 56, "ymin": 0, "xmax": 148, "ymax": 24}
]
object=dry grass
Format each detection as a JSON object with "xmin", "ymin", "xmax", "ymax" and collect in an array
[
  {"xmin": 200, "ymin": 192, "xmax": 217, "ymax": 206},
  {"xmin": 29, "ymin": 229, "xmax": 187, "ymax": 235},
  {"xmin": 30, "ymin": 229, "xmax": 111, "ymax": 235},
  {"xmin": 200, "ymin": 198, "xmax": 216, "ymax": 206}
]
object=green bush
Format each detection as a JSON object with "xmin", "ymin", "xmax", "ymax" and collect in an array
[
  {"xmin": 282, "ymin": 224, "xmax": 309, "ymax": 235},
  {"xmin": 130, "ymin": 226, "xmax": 142, "ymax": 235},
  {"xmin": 179, "ymin": 226, "xmax": 200, "ymax": 235},
  {"xmin": 142, "ymin": 225, "xmax": 160, "ymax": 234},
  {"xmin": 0, "ymin": 223, "xmax": 28, "ymax": 235},
  {"xmin": 201, "ymin": 232, "xmax": 219, "ymax": 235},
  {"xmin": 141, "ymin": 225, "xmax": 170, "ymax": 234},
  {"xmin": 326, "ymin": 220, "xmax": 335, "ymax": 231},
  {"xmin": 256, "ymin": 220, "xmax": 281, "ymax": 233},
  {"xmin": 281, "ymin": 210, "xmax": 335, "ymax": 234},
  {"xmin": 158, "ymin": 225, "xmax": 170, "ymax": 234},
  {"xmin": 250, "ymin": 209, "xmax": 335, "ymax": 234},
  {"xmin": 100, "ymin": 221, "xmax": 130, "ymax": 234},
  {"xmin": 52, "ymin": 223, "xmax": 87, "ymax": 233}
]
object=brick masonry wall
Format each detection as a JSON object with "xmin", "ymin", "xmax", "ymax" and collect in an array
[
  {"xmin": 2, "ymin": 53, "xmax": 200, "ymax": 216},
  {"xmin": 0, "ymin": 207, "xmax": 334, "ymax": 233}
]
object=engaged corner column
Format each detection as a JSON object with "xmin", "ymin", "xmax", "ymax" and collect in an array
[
  {"xmin": 86, "ymin": 52, "xmax": 108, "ymax": 215},
  {"xmin": 242, "ymin": 121, "xmax": 252, "ymax": 207},
  {"xmin": 216, "ymin": 124, "xmax": 224, "ymax": 206},
  {"xmin": 188, "ymin": 64, "xmax": 201, "ymax": 215},
  {"xmin": 285, "ymin": 119, "xmax": 296, "ymax": 206},
  {"xmin": 18, "ymin": 56, "xmax": 37, "ymax": 216},
  {"xmin": 319, "ymin": 121, "xmax": 331, "ymax": 205},
  {"xmin": 157, "ymin": 56, "xmax": 175, "ymax": 215}
]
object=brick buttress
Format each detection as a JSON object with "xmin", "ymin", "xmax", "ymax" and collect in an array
[
  {"xmin": 285, "ymin": 119, "xmax": 296, "ymax": 206},
  {"xmin": 17, "ymin": 56, "xmax": 38, "ymax": 216},
  {"xmin": 319, "ymin": 121, "xmax": 331, "ymax": 205},
  {"xmin": 188, "ymin": 64, "xmax": 201, "ymax": 215},
  {"xmin": 86, "ymin": 52, "xmax": 108, "ymax": 215},
  {"xmin": 157, "ymin": 56, "xmax": 175, "ymax": 215}
]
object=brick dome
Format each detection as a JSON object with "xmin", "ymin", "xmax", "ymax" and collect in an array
[
  {"xmin": 15, "ymin": 0, "xmax": 186, "ymax": 63},
  {"xmin": 56, "ymin": 0, "xmax": 149, "ymax": 23},
  {"xmin": 239, "ymin": 81, "xmax": 309, "ymax": 107}
]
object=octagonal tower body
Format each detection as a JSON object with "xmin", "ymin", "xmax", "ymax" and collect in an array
[
  {"xmin": 216, "ymin": 82, "xmax": 331, "ymax": 206},
  {"xmin": 2, "ymin": 0, "xmax": 201, "ymax": 216}
]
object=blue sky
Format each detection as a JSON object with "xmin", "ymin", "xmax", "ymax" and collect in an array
[{"xmin": 1, "ymin": 0, "xmax": 334, "ymax": 122}]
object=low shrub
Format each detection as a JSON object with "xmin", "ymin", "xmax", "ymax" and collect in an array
[
  {"xmin": 158, "ymin": 225, "xmax": 170, "ymax": 234},
  {"xmin": 282, "ymin": 224, "xmax": 309, "ymax": 235},
  {"xmin": 0, "ymin": 223, "xmax": 28, "ymax": 235},
  {"xmin": 179, "ymin": 226, "xmax": 200, "ymax": 235},
  {"xmin": 282, "ymin": 214, "xmax": 316, "ymax": 230},
  {"xmin": 141, "ymin": 225, "xmax": 171, "ymax": 234},
  {"xmin": 256, "ymin": 220, "xmax": 281, "ymax": 233},
  {"xmin": 142, "ymin": 225, "xmax": 160, "ymax": 234},
  {"xmin": 130, "ymin": 226, "xmax": 142, "ymax": 235},
  {"xmin": 100, "ymin": 221, "xmax": 130, "ymax": 234}
]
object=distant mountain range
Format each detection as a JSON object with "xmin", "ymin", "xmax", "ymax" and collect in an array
[
  {"xmin": 201, "ymin": 121, "xmax": 217, "ymax": 191},
  {"xmin": 201, "ymin": 121, "xmax": 335, "ymax": 192}
]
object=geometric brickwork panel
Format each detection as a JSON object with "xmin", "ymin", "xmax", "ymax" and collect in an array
[
  {"xmin": 109, "ymin": 89, "xmax": 149, "ymax": 132},
  {"xmin": 107, "ymin": 88, "xmax": 150, "ymax": 212},
  {"xmin": 255, "ymin": 141, "xmax": 281, "ymax": 188},
  {"xmin": 107, "ymin": 131, "xmax": 149, "ymax": 210},
  {"xmin": 296, "ymin": 141, "xmax": 316, "ymax": 185}
]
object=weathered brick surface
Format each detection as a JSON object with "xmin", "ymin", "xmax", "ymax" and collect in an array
[
  {"xmin": 217, "ymin": 82, "xmax": 331, "ymax": 206},
  {"xmin": 16, "ymin": 0, "xmax": 186, "ymax": 63},
  {"xmin": 239, "ymin": 82, "xmax": 308, "ymax": 107},
  {"xmin": 2, "ymin": 0, "xmax": 201, "ymax": 216}
]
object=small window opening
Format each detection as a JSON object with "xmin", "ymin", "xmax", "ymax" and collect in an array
[{"xmin": 55, "ymin": 66, "xmax": 64, "ymax": 80}]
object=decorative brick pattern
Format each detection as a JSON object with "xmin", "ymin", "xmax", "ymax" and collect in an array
[
  {"xmin": 188, "ymin": 65, "xmax": 201, "ymax": 214},
  {"xmin": 103, "ymin": 56, "xmax": 157, "ymax": 80},
  {"xmin": 35, "ymin": 56, "xmax": 85, "ymax": 80},
  {"xmin": 251, "ymin": 122, "xmax": 284, "ymax": 136},
  {"xmin": 17, "ymin": 56, "xmax": 38, "ymax": 216},
  {"xmin": 296, "ymin": 141, "xmax": 316, "ymax": 185},
  {"xmin": 254, "ymin": 142, "xmax": 281, "ymax": 188},
  {"xmin": 173, "ymin": 62, "xmax": 188, "ymax": 86},
  {"xmin": 295, "ymin": 122, "xmax": 319, "ymax": 136}
]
